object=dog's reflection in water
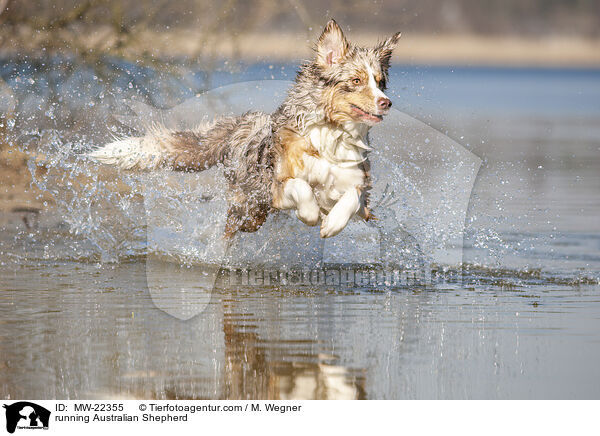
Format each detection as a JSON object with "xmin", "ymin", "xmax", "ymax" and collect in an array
[{"xmin": 222, "ymin": 308, "xmax": 366, "ymax": 400}]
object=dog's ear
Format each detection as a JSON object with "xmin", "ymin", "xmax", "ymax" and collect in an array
[
  {"xmin": 316, "ymin": 19, "xmax": 349, "ymax": 68},
  {"xmin": 375, "ymin": 32, "xmax": 401, "ymax": 71}
]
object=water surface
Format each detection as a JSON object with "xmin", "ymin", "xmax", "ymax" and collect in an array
[{"xmin": 1, "ymin": 63, "xmax": 599, "ymax": 399}]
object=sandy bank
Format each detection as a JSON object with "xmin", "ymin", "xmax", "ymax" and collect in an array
[{"xmin": 2, "ymin": 27, "xmax": 600, "ymax": 68}]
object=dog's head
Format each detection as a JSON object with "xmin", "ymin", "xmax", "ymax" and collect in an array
[{"xmin": 311, "ymin": 19, "xmax": 400, "ymax": 127}]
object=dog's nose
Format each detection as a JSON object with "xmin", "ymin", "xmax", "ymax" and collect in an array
[{"xmin": 377, "ymin": 97, "xmax": 392, "ymax": 110}]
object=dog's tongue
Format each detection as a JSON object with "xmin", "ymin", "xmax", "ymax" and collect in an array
[
  {"xmin": 352, "ymin": 105, "xmax": 383, "ymax": 123},
  {"xmin": 362, "ymin": 113, "xmax": 383, "ymax": 123}
]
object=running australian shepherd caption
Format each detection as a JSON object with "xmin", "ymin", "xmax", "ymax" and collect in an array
[{"xmin": 90, "ymin": 20, "xmax": 401, "ymax": 239}]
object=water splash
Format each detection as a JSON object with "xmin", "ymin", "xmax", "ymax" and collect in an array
[
  {"xmin": 8, "ymin": 71, "xmax": 597, "ymax": 290},
  {"xmin": 20, "ymin": 79, "xmax": 485, "ymax": 271}
]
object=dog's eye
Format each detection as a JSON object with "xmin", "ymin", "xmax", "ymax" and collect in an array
[{"xmin": 352, "ymin": 78, "xmax": 361, "ymax": 85}]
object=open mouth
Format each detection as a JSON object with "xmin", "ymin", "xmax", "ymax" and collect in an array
[{"xmin": 351, "ymin": 104, "xmax": 384, "ymax": 123}]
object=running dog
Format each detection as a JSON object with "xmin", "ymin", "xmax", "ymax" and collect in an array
[{"xmin": 90, "ymin": 19, "xmax": 400, "ymax": 238}]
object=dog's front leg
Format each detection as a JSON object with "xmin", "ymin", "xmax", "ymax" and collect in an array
[
  {"xmin": 320, "ymin": 187, "xmax": 360, "ymax": 238},
  {"xmin": 275, "ymin": 178, "xmax": 320, "ymax": 226}
]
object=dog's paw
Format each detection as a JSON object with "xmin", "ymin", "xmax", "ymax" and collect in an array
[
  {"xmin": 320, "ymin": 212, "xmax": 347, "ymax": 238},
  {"xmin": 296, "ymin": 207, "xmax": 319, "ymax": 226}
]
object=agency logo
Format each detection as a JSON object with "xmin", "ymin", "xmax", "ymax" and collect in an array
[{"xmin": 2, "ymin": 402, "xmax": 50, "ymax": 434}]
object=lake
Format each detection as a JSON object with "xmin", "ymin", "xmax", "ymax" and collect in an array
[{"xmin": 1, "ymin": 61, "xmax": 599, "ymax": 399}]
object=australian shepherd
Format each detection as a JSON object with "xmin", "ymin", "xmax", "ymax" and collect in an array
[{"xmin": 90, "ymin": 20, "xmax": 401, "ymax": 239}]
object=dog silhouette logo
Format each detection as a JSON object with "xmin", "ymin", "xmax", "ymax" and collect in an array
[{"xmin": 2, "ymin": 402, "xmax": 50, "ymax": 433}]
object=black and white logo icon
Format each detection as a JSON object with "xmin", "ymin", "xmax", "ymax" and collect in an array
[{"xmin": 3, "ymin": 402, "xmax": 50, "ymax": 433}]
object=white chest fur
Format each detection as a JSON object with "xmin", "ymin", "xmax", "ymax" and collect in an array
[{"xmin": 297, "ymin": 122, "xmax": 370, "ymax": 212}]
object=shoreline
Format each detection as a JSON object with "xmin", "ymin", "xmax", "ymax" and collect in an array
[
  {"xmin": 1, "ymin": 28, "xmax": 600, "ymax": 68},
  {"xmin": 213, "ymin": 32, "xmax": 600, "ymax": 68}
]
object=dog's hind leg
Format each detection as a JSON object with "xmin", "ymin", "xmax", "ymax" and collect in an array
[
  {"xmin": 223, "ymin": 203, "xmax": 270, "ymax": 239},
  {"xmin": 274, "ymin": 178, "xmax": 320, "ymax": 226}
]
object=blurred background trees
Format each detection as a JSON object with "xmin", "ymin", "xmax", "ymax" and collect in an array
[{"xmin": 1, "ymin": 0, "xmax": 599, "ymax": 38}]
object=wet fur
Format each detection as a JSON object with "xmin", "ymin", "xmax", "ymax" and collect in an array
[{"xmin": 90, "ymin": 20, "xmax": 400, "ymax": 238}]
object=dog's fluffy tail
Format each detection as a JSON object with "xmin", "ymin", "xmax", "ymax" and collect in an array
[
  {"xmin": 89, "ymin": 136, "xmax": 165, "ymax": 170},
  {"xmin": 89, "ymin": 123, "xmax": 226, "ymax": 171}
]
